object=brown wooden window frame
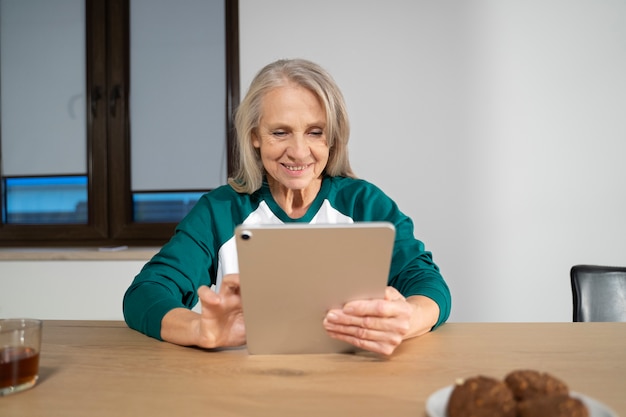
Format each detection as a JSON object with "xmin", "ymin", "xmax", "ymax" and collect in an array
[{"xmin": 0, "ymin": 0, "xmax": 239, "ymax": 247}]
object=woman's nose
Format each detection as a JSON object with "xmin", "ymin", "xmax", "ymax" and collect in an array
[{"xmin": 287, "ymin": 134, "xmax": 309, "ymax": 158}]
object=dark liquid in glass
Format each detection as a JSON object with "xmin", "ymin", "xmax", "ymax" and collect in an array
[{"xmin": 0, "ymin": 346, "xmax": 40, "ymax": 389}]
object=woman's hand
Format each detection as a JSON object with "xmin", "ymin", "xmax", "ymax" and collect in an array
[
  {"xmin": 195, "ymin": 274, "xmax": 246, "ymax": 348},
  {"xmin": 161, "ymin": 274, "xmax": 246, "ymax": 349},
  {"xmin": 323, "ymin": 287, "xmax": 439, "ymax": 356}
]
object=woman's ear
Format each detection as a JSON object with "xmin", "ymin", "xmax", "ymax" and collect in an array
[{"xmin": 251, "ymin": 130, "xmax": 260, "ymax": 149}]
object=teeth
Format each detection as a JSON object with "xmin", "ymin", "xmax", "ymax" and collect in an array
[{"xmin": 285, "ymin": 165, "xmax": 307, "ymax": 171}]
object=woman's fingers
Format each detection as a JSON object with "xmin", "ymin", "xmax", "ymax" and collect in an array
[{"xmin": 322, "ymin": 288, "xmax": 414, "ymax": 355}]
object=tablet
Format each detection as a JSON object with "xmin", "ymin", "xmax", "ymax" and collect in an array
[{"xmin": 235, "ymin": 222, "xmax": 395, "ymax": 354}]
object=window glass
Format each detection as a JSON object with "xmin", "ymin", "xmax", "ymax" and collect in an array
[
  {"xmin": 132, "ymin": 191, "xmax": 204, "ymax": 223},
  {"xmin": 0, "ymin": 0, "xmax": 86, "ymax": 177},
  {"xmin": 3, "ymin": 176, "xmax": 88, "ymax": 224},
  {"xmin": 0, "ymin": 0, "xmax": 87, "ymax": 228},
  {"xmin": 130, "ymin": 0, "xmax": 227, "ymax": 195}
]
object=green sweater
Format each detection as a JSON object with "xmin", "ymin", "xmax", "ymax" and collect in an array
[{"xmin": 123, "ymin": 176, "xmax": 451, "ymax": 340}]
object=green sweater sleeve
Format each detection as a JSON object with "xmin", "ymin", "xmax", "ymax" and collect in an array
[
  {"xmin": 388, "ymin": 213, "xmax": 451, "ymax": 329},
  {"xmin": 376, "ymin": 194, "xmax": 451, "ymax": 329},
  {"xmin": 122, "ymin": 199, "xmax": 218, "ymax": 340}
]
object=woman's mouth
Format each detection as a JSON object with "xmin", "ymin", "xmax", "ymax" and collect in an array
[{"xmin": 282, "ymin": 164, "xmax": 309, "ymax": 171}]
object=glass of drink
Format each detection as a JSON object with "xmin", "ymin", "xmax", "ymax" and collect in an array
[{"xmin": 0, "ymin": 319, "xmax": 42, "ymax": 396}]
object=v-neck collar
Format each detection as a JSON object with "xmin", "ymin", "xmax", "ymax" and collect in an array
[{"xmin": 259, "ymin": 176, "xmax": 331, "ymax": 223}]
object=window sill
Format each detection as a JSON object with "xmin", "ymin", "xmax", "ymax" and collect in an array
[{"xmin": 0, "ymin": 246, "xmax": 158, "ymax": 261}]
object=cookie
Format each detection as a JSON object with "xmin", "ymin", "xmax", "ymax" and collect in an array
[
  {"xmin": 517, "ymin": 394, "xmax": 590, "ymax": 417},
  {"xmin": 504, "ymin": 369, "xmax": 569, "ymax": 401},
  {"xmin": 447, "ymin": 376, "xmax": 517, "ymax": 417}
]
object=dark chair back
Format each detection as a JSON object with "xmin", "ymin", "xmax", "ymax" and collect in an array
[{"xmin": 570, "ymin": 264, "xmax": 626, "ymax": 322}]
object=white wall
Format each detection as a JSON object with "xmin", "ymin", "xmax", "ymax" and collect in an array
[
  {"xmin": 0, "ymin": 261, "xmax": 144, "ymax": 320},
  {"xmin": 1, "ymin": 0, "xmax": 625, "ymax": 322}
]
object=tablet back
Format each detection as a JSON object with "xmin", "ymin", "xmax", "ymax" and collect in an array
[{"xmin": 235, "ymin": 222, "xmax": 395, "ymax": 354}]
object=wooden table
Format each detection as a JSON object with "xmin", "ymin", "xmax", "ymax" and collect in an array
[{"xmin": 1, "ymin": 321, "xmax": 624, "ymax": 417}]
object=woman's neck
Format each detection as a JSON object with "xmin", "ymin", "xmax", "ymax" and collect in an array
[{"xmin": 267, "ymin": 177, "xmax": 322, "ymax": 219}]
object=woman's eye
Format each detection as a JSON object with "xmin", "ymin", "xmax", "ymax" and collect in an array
[
  {"xmin": 271, "ymin": 130, "xmax": 287, "ymax": 137},
  {"xmin": 309, "ymin": 130, "xmax": 324, "ymax": 137}
]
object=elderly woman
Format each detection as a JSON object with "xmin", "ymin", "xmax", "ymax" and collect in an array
[{"xmin": 123, "ymin": 58, "xmax": 451, "ymax": 355}]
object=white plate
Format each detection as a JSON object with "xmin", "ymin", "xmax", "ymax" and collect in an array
[{"xmin": 425, "ymin": 385, "xmax": 617, "ymax": 417}]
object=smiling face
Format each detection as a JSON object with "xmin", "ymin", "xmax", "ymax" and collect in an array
[{"xmin": 252, "ymin": 84, "xmax": 330, "ymax": 204}]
